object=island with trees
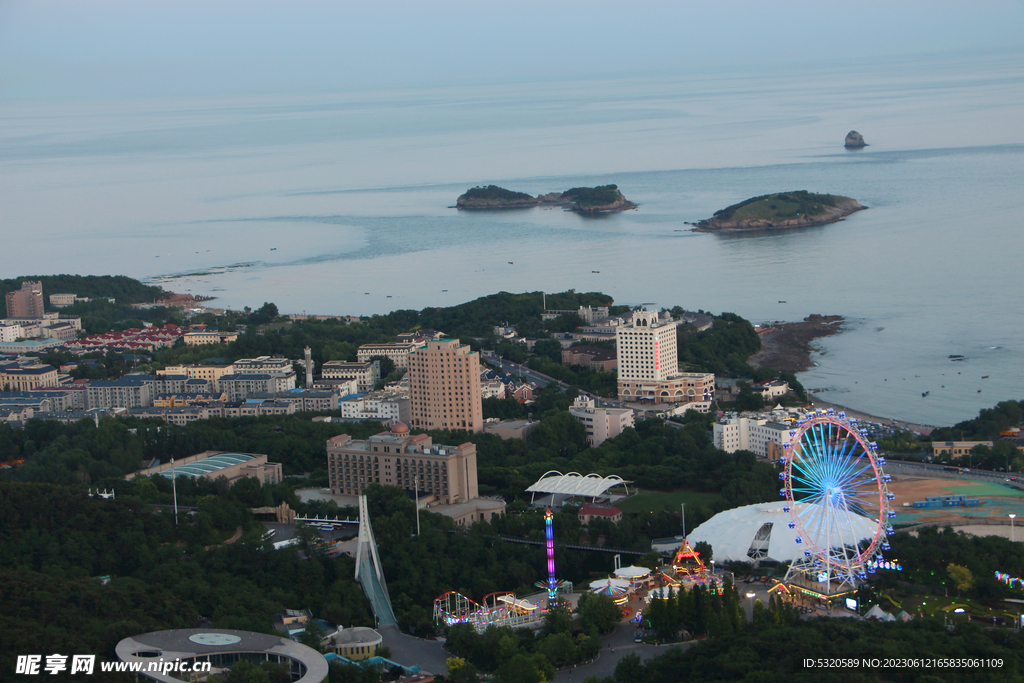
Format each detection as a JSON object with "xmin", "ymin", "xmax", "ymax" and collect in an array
[
  {"xmin": 455, "ymin": 184, "xmax": 637, "ymax": 213},
  {"xmin": 690, "ymin": 190, "xmax": 866, "ymax": 232}
]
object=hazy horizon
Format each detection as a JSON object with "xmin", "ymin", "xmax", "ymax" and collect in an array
[{"xmin": 2, "ymin": 1, "xmax": 1022, "ymax": 101}]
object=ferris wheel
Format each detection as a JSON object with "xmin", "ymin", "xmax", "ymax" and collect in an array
[{"xmin": 780, "ymin": 410, "xmax": 894, "ymax": 590}]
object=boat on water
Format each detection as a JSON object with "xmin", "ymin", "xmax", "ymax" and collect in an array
[
  {"xmin": 922, "ymin": 391, "xmax": 930, "ymax": 397},
  {"xmin": 982, "ymin": 375, "xmax": 990, "ymax": 379}
]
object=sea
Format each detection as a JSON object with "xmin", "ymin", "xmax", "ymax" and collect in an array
[{"xmin": 2, "ymin": 50, "xmax": 1022, "ymax": 428}]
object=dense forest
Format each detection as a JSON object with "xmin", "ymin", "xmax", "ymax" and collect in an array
[
  {"xmin": 589, "ymin": 618, "xmax": 1023, "ymax": 683},
  {"xmin": 930, "ymin": 400, "xmax": 1024, "ymax": 442}
]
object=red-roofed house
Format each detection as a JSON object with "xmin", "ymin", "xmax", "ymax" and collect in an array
[{"xmin": 578, "ymin": 503, "xmax": 623, "ymax": 525}]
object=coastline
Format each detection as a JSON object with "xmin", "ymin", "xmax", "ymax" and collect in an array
[
  {"xmin": 807, "ymin": 393, "xmax": 935, "ymax": 435},
  {"xmin": 748, "ymin": 315, "xmax": 844, "ymax": 374}
]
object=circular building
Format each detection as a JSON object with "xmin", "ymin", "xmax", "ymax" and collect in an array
[
  {"xmin": 115, "ymin": 629, "xmax": 328, "ymax": 683},
  {"xmin": 687, "ymin": 501, "xmax": 878, "ymax": 564},
  {"xmin": 323, "ymin": 627, "xmax": 382, "ymax": 661}
]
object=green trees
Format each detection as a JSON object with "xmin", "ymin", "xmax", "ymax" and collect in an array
[
  {"xmin": 947, "ymin": 563, "xmax": 975, "ymax": 595},
  {"xmin": 578, "ymin": 592, "xmax": 622, "ymax": 634},
  {"xmin": 677, "ymin": 312, "xmax": 761, "ymax": 376}
]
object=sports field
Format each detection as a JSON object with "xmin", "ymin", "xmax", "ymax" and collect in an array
[
  {"xmin": 887, "ymin": 478, "xmax": 1024, "ymax": 525},
  {"xmin": 616, "ymin": 490, "xmax": 722, "ymax": 514}
]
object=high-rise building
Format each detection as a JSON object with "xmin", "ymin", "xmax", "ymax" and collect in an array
[
  {"xmin": 408, "ymin": 338, "xmax": 483, "ymax": 432},
  {"xmin": 5, "ymin": 281, "xmax": 44, "ymax": 318},
  {"xmin": 616, "ymin": 309, "xmax": 714, "ymax": 404}
]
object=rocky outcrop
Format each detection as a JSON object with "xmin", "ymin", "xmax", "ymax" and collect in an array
[{"xmin": 844, "ymin": 130, "xmax": 867, "ymax": 148}]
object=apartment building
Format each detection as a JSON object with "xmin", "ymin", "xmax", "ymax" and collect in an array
[{"xmin": 408, "ymin": 338, "xmax": 483, "ymax": 433}]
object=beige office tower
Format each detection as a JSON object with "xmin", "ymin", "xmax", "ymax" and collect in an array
[{"xmin": 408, "ymin": 338, "xmax": 483, "ymax": 432}]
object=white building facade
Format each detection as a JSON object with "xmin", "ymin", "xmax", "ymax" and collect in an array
[
  {"xmin": 713, "ymin": 414, "xmax": 793, "ymax": 458},
  {"xmin": 568, "ymin": 396, "xmax": 634, "ymax": 447}
]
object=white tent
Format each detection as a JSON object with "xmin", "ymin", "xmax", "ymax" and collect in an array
[{"xmin": 865, "ymin": 604, "xmax": 891, "ymax": 621}]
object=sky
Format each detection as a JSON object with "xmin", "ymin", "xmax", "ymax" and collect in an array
[{"xmin": 1, "ymin": 1, "xmax": 1022, "ymax": 100}]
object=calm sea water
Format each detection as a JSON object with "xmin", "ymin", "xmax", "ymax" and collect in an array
[{"xmin": 2, "ymin": 51, "xmax": 1022, "ymax": 426}]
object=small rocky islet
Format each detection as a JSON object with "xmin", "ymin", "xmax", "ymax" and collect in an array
[
  {"xmin": 690, "ymin": 190, "xmax": 867, "ymax": 233},
  {"xmin": 454, "ymin": 184, "xmax": 637, "ymax": 213}
]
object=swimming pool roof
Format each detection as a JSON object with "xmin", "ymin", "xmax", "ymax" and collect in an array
[{"xmin": 157, "ymin": 453, "xmax": 256, "ymax": 479}]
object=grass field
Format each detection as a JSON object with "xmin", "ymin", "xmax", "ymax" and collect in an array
[{"xmin": 617, "ymin": 490, "xmax": 723, "ymax": 514}]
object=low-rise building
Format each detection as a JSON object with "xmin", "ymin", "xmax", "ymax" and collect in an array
[
  {"xmin": 131, "ymin": 450, "xmax": 283, "ymax": 485},
  {"xmin": 753, "ymin": 378, "xmax": 790, "ymax": 402},
  {"xmin": 248, "ymin": 389, "xmax": 336, "ymax": 412},
  {"xmin": 339, "ymin": 391, "xmax": 409, "ymax": 422},
  {"xmin": 87, "ymin": 377, "xmax": 153, "ymax": 409},
  {"xmin": 482, "ymin": 418, "xmax": 540, "ymax": 442},
  {"xmin": 578, "ymin": 503, "xmax": 623, "ymax": 525},
  {"xmin": 321, "ymin": 360, "xmax": 380, "ymax": 392},
  {"xmin": 933, "ymin": 441, "xmax": 994, "ymax": 458},
  {"xmin": 569, "ymin": 396, "xmax": 634, "ymax": 447},
  {"xmin": 159, "ymin": 364, "xmax": 234, "ymax": 391},
  {"xmin": 152, "ymin": 392, "xmax": 227, "ymax": 407},
  {"xmin": 562, "ymin": 345, "xmax": 617, "ymax": 372},
  {"xmin": 0, "ymin": 364, "xmax": 59, "ymax": 391},
  {"xmin": 327, "ymin": 422, "xmax": 478, "ymax": 504},
  {"xmin": 182, "ymin": 329, "xmax": 239, "ymax": 346},
  {"xmin": 218, "ymin": 373, "xmax": 293, "ymax": 402},
  {"xmin": 356, "ymin": 342, "xmax": 418, "ymax": 369},
  {"xmin": 322, "ymin": 627, "xmax": 382, "ymax": 661},
  {"xmin": 713, "ymin": 412, "xmax": 793, "ymax": 459}
]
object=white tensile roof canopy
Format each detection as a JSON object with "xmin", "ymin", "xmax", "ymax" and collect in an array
[
  {"xmin": 686, "ymin": 501, "xmax": 878, "ymax": 564},
  {"xmin": 526, "ymin": 471, "xmax": 632, "ymax": 503}
]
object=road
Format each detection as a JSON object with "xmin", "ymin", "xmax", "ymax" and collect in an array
[{"xmin": 493, "ymin": 358, "xmax": 619, "ymax": 407}]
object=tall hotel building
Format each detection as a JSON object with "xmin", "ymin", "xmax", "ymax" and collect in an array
[
  {"xmin": 408, "ymin": 338, "xmax": 483, "ymax": 433},
  {"xmin": 616, "ymin": 309, "xmax": 714, "ymax": 405}
]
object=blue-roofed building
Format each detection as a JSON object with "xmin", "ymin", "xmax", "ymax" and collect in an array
[{"xmin": 130, "ymin": 450, "xmax": 283, "ymax": 486}]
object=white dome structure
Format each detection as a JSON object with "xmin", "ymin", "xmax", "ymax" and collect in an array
[{"xmin": 687, "ymin": 501, "xmax": 878, "ymax": 564}]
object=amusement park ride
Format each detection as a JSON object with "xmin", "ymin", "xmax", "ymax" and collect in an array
[
  {"xmin": 434, "ymin": 408, "xmax": 900, "ymax": 628},
  {"xmin": 433, "ymin": 509, "xmax": 573, "ymax": 633},
  {"xmin": 778, "ymin": 409, "xmax": 896, "ymax": 601}
]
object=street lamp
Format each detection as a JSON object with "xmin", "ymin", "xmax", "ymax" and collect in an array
[
  {"xmin": 1011, "ymin": 514, "xmax": 1016, "ymax": 543},
  {"xmin": 745, "ymin": 591, "xmax": 757, "ymax": 623}
]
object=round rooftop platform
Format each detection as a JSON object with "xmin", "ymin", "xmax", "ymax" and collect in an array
[{"xmin": 115, "ymin": 629, "xmax": 327, "ymax": 683}]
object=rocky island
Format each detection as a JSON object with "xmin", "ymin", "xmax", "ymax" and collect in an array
[
  {"xmin": 844, "ymin": 130, "xmax": 867, "ymax": 148},
  {"xmin": 690, "ymin": 190, "xmax": 866, "ymax": 232},
  {"xmin": 455, "ymin": 184, "xmax": 637, "ymax": 213}
]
